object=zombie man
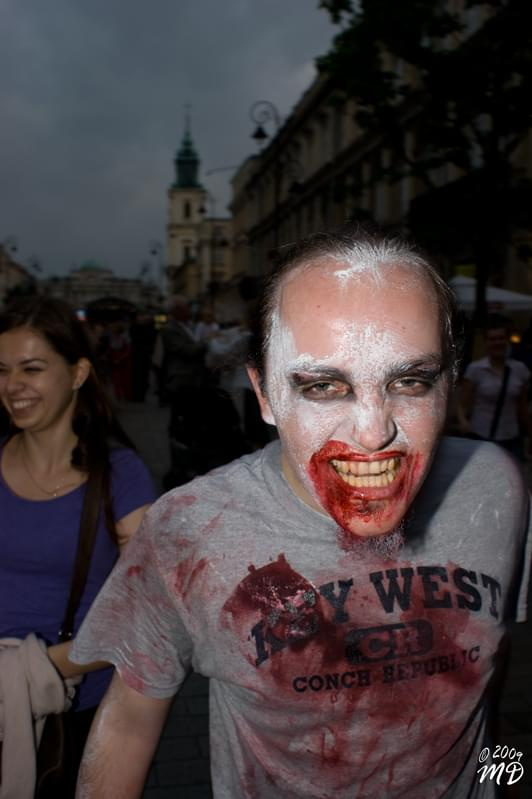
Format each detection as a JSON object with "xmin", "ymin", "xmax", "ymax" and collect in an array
[{"xmin": 72, "ymin": 226, "xmax": 531, "ymax": 798}]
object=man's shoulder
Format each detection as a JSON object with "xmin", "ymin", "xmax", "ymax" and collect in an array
[
  {"xmin": 411, "ymin": 436, "xmax": 528, "ymax": 553},
  {"xmin": 436, "ymin": 433, "xmax": 518, "ymax": 464},
  {"xmin": 429, "ymin": 435, "xmax": 524, "ymax": 493},
  {"xmin": 144, "ymin": 443, "xmax": 280, "ymax": 538}
]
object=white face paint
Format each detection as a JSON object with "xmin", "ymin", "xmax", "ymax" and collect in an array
[{"xmin": 251, "ymin": 258, "xmax": 450, "ymax": 538}]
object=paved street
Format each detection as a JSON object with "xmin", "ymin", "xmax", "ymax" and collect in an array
[{"xmin": 117, "ymin": 394, "xmax": 532, "ymax": 798}]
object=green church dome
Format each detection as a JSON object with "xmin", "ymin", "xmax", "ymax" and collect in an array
[{"xmin": 173, "ymin": 115, "xmax": 203, "ymax": 189}]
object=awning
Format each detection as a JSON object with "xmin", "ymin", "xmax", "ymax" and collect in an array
[{"xmin": 448, "ymin": 275, "xmax": 532, "ymax": 312}]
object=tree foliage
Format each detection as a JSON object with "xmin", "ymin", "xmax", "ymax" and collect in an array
[
  {"xmin": 319, "ymin": 0, "xmax": 532, "ymax": 180},
  {"xmin": 318, "ymin": 0, "xmax": 532, "ymax": 315}
]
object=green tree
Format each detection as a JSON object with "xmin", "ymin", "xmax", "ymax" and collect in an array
[{"xmin": 318, "ymin": 0, "xmax": 532, "ymax": 321}]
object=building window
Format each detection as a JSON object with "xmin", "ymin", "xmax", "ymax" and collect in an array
[{"xmin": 184, "ymin": 200, "xmax": 191, "ymax": 219}]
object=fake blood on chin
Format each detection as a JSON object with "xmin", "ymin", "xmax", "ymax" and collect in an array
[{"xmin": 308, "ymin": 441, "xmax": 423, "ymax": 535}]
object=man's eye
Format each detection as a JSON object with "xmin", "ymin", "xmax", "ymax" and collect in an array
[
  {"xmin": 24, "ymin": 367, "xmax": 42, "ymax": 374},
  {"xmin": 301, "ymin": 381, "xmax": 351, "ymax": 400},
  {"xmin": 389, "ymin": 378, "xmax": 433, "ymax": 396}
]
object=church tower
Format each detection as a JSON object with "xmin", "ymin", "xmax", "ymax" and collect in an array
[{"xmin": 166, "ymin": 113, "xmax": 207, "ymax": 297}]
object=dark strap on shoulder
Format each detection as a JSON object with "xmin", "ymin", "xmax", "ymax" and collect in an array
[
  {"xmin": 58, "ymin": 469, "xmax": 104, "ymax": 642},
  {"xmin": 489, "ymin": 365, "xmax": 511, "ymax": 440}
]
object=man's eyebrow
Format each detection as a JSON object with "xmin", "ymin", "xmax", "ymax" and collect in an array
[
  {"xmin": 287, "ymin": 356, "xmax": 444, "ymax": 386},
  {"xmin": 383, "ymin": 356, "xmax": 444, "ymax": 382},
  {"xmin": 289, "ymin": 366, "xmax": 350, "ymax": 385}
]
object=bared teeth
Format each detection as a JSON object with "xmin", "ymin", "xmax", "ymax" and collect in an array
[{"xmin": 331, "ymin": 457, "xmax": 400, "ymax": 488}]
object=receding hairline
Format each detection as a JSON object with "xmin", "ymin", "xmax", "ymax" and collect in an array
[
  {"xmin": 247, "ymin": 225, "xmax": 462, "ymax": 385},
  {"xmin": 271, "ymin": 253, "xmax": 441, "ymax": 313}
]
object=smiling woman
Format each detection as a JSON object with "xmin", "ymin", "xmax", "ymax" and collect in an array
[{"xmin": 0, "ymin": 296, "xmax": 156, "ymax": 797}]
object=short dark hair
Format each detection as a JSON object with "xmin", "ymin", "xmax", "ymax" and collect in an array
[{"xmin": 247, "ymin": 223, "xmax": 463, "ymax": 384}]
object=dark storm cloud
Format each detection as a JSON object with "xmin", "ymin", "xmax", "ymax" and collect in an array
[{"xmin": 0, "ymin": 0, "xmax": 335, "ymax": 277}]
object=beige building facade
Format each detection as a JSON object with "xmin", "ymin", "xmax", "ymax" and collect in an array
[{"xmin": 231, "ymin": 76, "xmax": 425, "ymax": 279}]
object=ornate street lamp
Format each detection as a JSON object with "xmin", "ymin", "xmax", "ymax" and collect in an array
[
  {"xmin": 249, "ymin": 101, "xmax": 303, "ymax": 251},
  {"xmin": 249, "ymin": 100, "xmax": 281, "ymax": 146}
]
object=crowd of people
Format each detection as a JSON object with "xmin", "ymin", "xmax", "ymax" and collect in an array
[
  {"xmin": 87, "ymin": 297, "xmax": 271, "ymax": 489},
  {"xmin": 0, "ymin": 224, "xmax": 530, "ymax": 798},
  {"xmin": 88, "ymin": 313, "xmax": 158, "ymax": 404}
]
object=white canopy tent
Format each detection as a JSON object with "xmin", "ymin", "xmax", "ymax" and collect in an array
[{"xmin": 448, "ymin": 275, "xmax": 532, "ymax": 313}]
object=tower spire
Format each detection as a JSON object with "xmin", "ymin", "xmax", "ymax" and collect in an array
[
  {"xmin": 173, "ymin": 105, "xmax": 202, "ymax": 188},
  {"xmin": 184, "ymin": 102, "xmax": 192, "ymax": 138}
]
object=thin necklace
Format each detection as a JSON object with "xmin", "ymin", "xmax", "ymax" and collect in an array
[{"xmin": 19, "ymin": 440, "xmax": 81, "ymax": 498}]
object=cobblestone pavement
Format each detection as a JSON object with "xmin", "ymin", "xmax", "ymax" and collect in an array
[{"xmin": 117, "ymin": 395, "xmax": 532, "ymax": 798}]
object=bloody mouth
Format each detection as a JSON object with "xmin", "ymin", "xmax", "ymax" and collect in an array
[
  {"xmin": 321, "ymin": 445, "xmax": 407, "ymax": 502},
  {"xmin": 330, "ymin": 455, "xmax": 401, "ymax": 493},
  {"xmin": 308, "ymin": 441, "xmax": 421, "ymax": 533}
]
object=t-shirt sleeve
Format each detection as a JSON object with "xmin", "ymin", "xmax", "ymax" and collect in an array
[
  {"xmin": 110, "ymin": 448, "xmax": 157, "ymax": 521},
  {"xmin": 70, "ymin": 512, "xmax": 192, "ymax": 698}
]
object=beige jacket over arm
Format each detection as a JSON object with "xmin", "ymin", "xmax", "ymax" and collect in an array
[{"xmin": 0, "ymin": 633, "xmax": 78, "ymax": 799}]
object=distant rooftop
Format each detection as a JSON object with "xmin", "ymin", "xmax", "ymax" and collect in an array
[{"xmin": 75, "ymin": 261, "xmax": 112, "ymax": 273}]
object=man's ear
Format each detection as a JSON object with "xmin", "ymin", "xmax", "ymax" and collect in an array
[{"xmin": 246, "ymin": 367, "xmax": 275, "ymax": 426}]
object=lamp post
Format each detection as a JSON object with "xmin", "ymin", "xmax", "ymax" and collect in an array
[
  {"xmin": 249, "ymin": 101, "xmax": 303, "ymax": 251},
  {"xmin": 27, "ymin": 256, "xmax": 42, "ymax": 274},
  {"xmin": 139, "ymin": 260, "xmax": 152, "ymax": 282},
  {"xmin": 149, "ymin": 240, "xmax": 165, "ymax": 296},
  {"xmin": 199, "ymin": 193, "xmax": 229, "ymax": 305},
  {"xmin": 249, "ymin": 100, "xmax": 281, "ymax": 146}
]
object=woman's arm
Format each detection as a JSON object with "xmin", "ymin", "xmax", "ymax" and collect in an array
[
  {"xmin": 47, "ymin": 640, "xmax": 109, "ymax": 679},
  {"xmin": 115, "ymin": 503, "xmax": 151, "ymax": 549},
  {"xmin": 50, "ymin": 504, "xmax": 151, "ymax": 677}
]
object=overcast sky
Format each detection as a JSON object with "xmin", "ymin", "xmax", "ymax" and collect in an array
[{"xmin": 0, "ymin": 0, "xmax": 337, "ymax": 279}]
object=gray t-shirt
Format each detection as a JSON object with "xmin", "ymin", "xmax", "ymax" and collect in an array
[{"xmin": 72, "ymin": 437, "xmax": 531, "ymax": 798}]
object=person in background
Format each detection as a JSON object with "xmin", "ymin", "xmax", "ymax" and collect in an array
[
  {"xmin": 206, "ymin": 318, "xmax": 271, "ymax": 450},
  {"xmin": 457, "ymin": 312, "xmax": 532, "ymax": 460},
  {"xmin": 107, "ymin": 320, "xmax": 132, "ymax": 403},
  {"xmin": 0, "ymin": 296, "xmax": 156, "ymax": 797},
  {"xmin": 72, "ymin": 226, "xmax": 530, "ymax": 799},
  {"xmin": 129, "ymin": 312, "xmax": 157, "ymax": 403},
  {"xmin": 194, "ymin": 305, "xmax": 220, "ymax": 345},
  {"xmin": 157, "ymin": 297, "xmax": 208, "ymax": 486}
]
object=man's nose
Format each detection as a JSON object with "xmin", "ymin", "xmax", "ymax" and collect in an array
[{"xmin": 347, "ymin": 398, "xmax": 397, "ymax": 454}]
